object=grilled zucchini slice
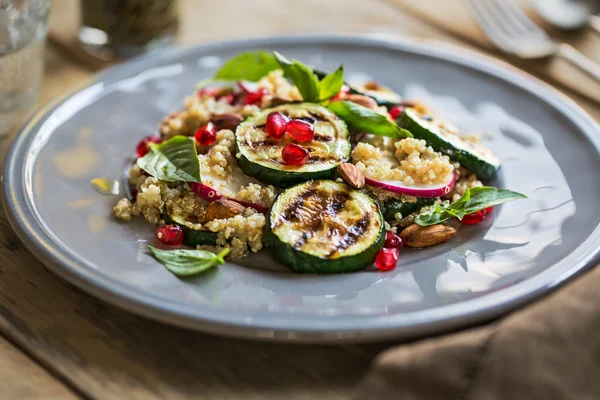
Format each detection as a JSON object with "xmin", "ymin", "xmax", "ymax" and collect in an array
[
  {"xmin": 398, "ymin": 107, "xmax": 501, "ymax": 180},
  {"xmin": 266, "ymin": 180, "xmax": 385, "ymax": 274},
  {"xmin": 164, "ymin": 212, "xmax": 218, "ymax": 247},
  {"xmin": 236, "ymin": 103, "xmax": 350, "ymax": 188}
]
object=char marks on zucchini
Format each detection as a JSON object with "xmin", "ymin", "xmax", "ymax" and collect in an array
[
  {"xmin": 236, "ymin": 103, "xmax": 351, "ymax": 188},
  {"xmin": 267, "ymin": 180, "xmax": 385, "ymax": 274}
]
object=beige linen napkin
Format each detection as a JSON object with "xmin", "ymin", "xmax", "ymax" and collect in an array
[
  {"xmin": 356, "ymin": 265, "xmax": 600, "ymax": 399},
  {"xmin": 390, "ymin": 0, "xmax": 600, "ymax": 104}
]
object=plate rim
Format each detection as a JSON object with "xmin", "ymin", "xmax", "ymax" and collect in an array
[{"xmin": 4, "ymin": 34, "xmax": 600, "ymax": 343}]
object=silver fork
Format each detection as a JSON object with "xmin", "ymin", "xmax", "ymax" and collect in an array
[{"xmin": 470, "ymin": 0, "xmax": 600, "ymax": 82}]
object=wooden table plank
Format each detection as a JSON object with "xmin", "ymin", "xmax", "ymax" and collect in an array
[
  {"xmin": 1, "ymin": 0, "xmax": 599, "ymax": 399},
  {"xmin": 0, "ymin": 337, "xmax": 79, "ymax": 400}
]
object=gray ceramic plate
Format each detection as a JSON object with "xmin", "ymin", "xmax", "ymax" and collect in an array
[{"xmin": 4, "ymin": 35, "xmax": 600, "ymax": 343}]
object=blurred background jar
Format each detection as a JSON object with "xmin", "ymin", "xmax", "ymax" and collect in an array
[
  {"xmin": 78, "ymin": 0, "xmax": 179, "ymax": 60},
  {"xmin": 0, "ymin": 0, "xmax": 50, "ymax": 136}
]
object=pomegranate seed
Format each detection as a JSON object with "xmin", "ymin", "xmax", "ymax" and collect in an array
[
  {"xmin": 384, "ymin": 231, "xmax": 404, "ymax": 249},
  {"xmin": 375, "ymin": 248, "xmax": 399, "ymax": 271},
  {"xmin": 460, "ymin": 210, "xmax": 486, "ymax": 225},
  {"xmin": 244, "ymin": 88, "xmax": 268, "ymax": 105},
  {"xmin": 282, "ymin": 143, "xmax": 309, "ymax": 166},
  {"xmin": 194, "ymin": 122, "xmax": 217, "ymax": 146},
  {"xmin": 389, "ymin": 105, "xmax": 404, "ymax": 120},
  {"xmin": 265, "ymin": 112, "xmax": 289, "ymax": 139},
  {"xmin": 332, "ymin": 85, "xmax": 350, "ymax": 100},
  {"xmin": 286, "ymin": 119, "xmax": 314, "ymax": 142},
  {"xmin": 484, "ymin": 206, "xmax": 493, "ymax": 215},
  {"xmin": 155, "ymin": 224, "xmax": 184, "ymax": 246},
  {"xmin": 136, "ymin": 135, "xmax": 163, "ymax": 158}
]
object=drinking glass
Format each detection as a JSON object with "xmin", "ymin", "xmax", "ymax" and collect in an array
[
  {"xmin": 78, "ymin": 0, "xmax": 178, "ymax": 59},
  {"xmin": 0, "ymin": 0, "xmax": 50, "ymax": 136}
]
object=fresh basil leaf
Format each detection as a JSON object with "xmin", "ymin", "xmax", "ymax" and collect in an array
[
  {"xmin": 216, "ymin": 51, "xmax": 279, "ymax": 82},
  {"xmin": 415, "ymin": 211, "xmax": 448, "ymax": 226},
  {"xmin": 274, "ymin": 51, "xmax": 320, "ymax": 102},
  {"xmin": 461, "ymin": 187, "xmax": 527, "ymax": 214},
  {"xmin": 327, "ymin": 101, "xmax": 413, "ymax": 139},
  {"xmin": 149, "ymin": 246, "xmax": 229, "ymax": 277},
  {"xmin": 137, "ymin": 136, "xmax": 201, "ymax": 183},
  {"xmin": 318, "ymin": 65, "xmax": 344, "ymax": 101},
  {"xmin": 415, "ymin": 186, "xmax": 526, "ymax": 226},
  {"xmin": 451, "ymin": 188, "xmax": 471, "ymax": 210},
  {"xmin": 196, "ymin": 51, "xmax": 278, "ymax": 88}
]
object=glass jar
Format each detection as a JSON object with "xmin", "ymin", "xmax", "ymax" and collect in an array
[
  {"xmin": 78, "ymin": 0, "xmax": 178, "ymax": 59},
  {"xmin": 0, "ymin": 0, "xmax": 51, "ymax": 136}
]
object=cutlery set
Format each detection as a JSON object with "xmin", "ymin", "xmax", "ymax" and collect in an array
[{"xmin": 470, "ymin": 0, "xmax": 600, "ymax": 82}]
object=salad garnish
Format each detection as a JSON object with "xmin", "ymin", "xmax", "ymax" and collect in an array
[
  {"xmin": 149, "ymin": 246, "xmax": 229, "ymax": 277},
  {"xmin": 137, "ymin": 135, "xmax": 201, "ymax": 183}
]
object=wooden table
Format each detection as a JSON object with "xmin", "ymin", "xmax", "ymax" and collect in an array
[{"xmin": 1, "ymin": 1, "xmax": 599, "ymax": 399}]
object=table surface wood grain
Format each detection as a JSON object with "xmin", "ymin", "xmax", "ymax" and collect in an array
[{"xmin": 1, "ymin": 1, "xmax": 599, "ymax": 399}]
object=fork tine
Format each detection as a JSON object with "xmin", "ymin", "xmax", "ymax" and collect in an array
[
  {"xmin": 470, "ymin": 0, "xmax": 515, "ymax": 52},
  {"xmin": 491, "ymin": 0, "xmax": 547, "ymax": 38},
  {"xmin": 479, "ymin": 0, "xmax": 517, "ymax": 38},
  {"xmin": 488, "ymin": 0, "xmax": 531, "ymax": 36}
]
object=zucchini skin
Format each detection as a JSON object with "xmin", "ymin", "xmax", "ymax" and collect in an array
[
  {"xmin": 266, "ymin": 181, "xmax": 386, "ymax": 274},
  {"xmin": 164, "ymin": 213, "xmax": 218, "ymax": 247},
  {"xmin": 266, "ymin": 215, "xmax": 385, "ymax": 274},
  {"xmin": 383, "ymin": 198, "xmax": 436, "ymax": 221},
  {"xmin": 235, "ymin": 145, "xmax": 339, "ymax": 188},
  {"xmin": 397, "ymin": 109, "xmax": 499, "ymax": 180}
]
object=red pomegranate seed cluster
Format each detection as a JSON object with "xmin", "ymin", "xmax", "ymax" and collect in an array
[
  {"xmin": 375, "ymin": 231, "xmax": 403, "ymax": 271},
  {"xmin": 460, "ymin": 207, "xmax": 493, "ymax": 225},
  {"xmin": 375, "ymin": 248, "xmax": 399, "ymax": 271},
  {"xmin": 155, "ymin": 224, "xmax": 184, "ymax": 246},
  {"xmin": 266, "ymin": 112, "xmax": 289, "ymax": 139},
  {"xmin": 384, "ymin": 231, "xmax": 404, "ymax": 249},
  {"xmin": 282, "ymin": 143, "xmax": 309, "ymax": 166},
  {"xmin": 194, "ymin": 122, "xmax": 217, "ymax": 146},
  {"xmin": 389, "ymin": 105, "xmax": 404, "ymax": 121},
  {"xmin": 136, "ymin": 135, "xmax": 163, "ymax": 158},
  {"xmin": 286, "ymin": 119, "xmax": 314, "ymax": 142},
  {"xmin": 264, "ymin": 112, "xmax": 316, "ymax": 166}
]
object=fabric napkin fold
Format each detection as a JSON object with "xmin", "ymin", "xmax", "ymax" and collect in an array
[
  {"xmin": 389, "ymin": 0, "xmax": 600, "ymax": 104},
  {"xmin": 356, "ymin": 265, "xmax": 600, "ymax": 399}
]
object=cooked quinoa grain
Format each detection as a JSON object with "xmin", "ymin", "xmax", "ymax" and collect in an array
[{"xmin": 352, "ymin": 137, "xmax": 453, "ymax": 186}]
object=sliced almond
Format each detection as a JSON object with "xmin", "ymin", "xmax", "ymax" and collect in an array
[
  {"xmin": 204, "ymin": 199, "xmax": 246, "ymax": 222},
  {"xmin": 346, "ymin": 94, "xmax": 378, "ymax": 110},
  {"xmin": 338, "ymin": 163, "xmax": 365, "ymax": 189},
  {"xmin": 210, "ymin": 113, "xmax": 244, "ymax": 131},
  {"xmin": 400, "ymin": 223, "xmax": 456, "ymax": 248}
]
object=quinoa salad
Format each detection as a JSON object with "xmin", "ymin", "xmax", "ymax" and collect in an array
[{"xmin": 112, "ymin": 51, "xmax": 525, "ymax": 276}]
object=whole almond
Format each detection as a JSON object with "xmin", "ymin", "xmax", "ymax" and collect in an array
[
  {"xmin": 204, "ymin": 199, "xmax": 246, "ymax": 222},
  {"xmin": 338, "ymin": 163, "xmax": 365, "ymax": 189},
  {"xmin": 346, "ymin": 94, "xmax": 378, "ymax": 110},
  {"xmin": 210, "ymin": 113, "xmax": 244, "ymax": 131},
  {"xmin": 400, "ymin": 223, "xmax": 456, "ymax": 248}
]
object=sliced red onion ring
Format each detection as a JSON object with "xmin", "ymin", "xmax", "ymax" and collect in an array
[{"xmin": 365, "ymin": 173, "xmax": 455, "ymax": 198}]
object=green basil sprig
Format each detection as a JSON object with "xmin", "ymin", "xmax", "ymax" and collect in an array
[
  {"xmin": 149, "ymin": 246, "xmax": 230, "ymax": 277},
  {"xmin": 137, "ymin": 136, "xmax": 201, "ymax": 183},
  {"xmin": 197, "ymin": 50, "xmax": 279, "ymax": 88},
  {"xmin": 415, "ymin": 186, "xmax": 526, "ymax": 226},
  {"xmin": 274, "ymin": 51, "xmax": 344, "ymax": 102},
  {"xmin": 327, "ymin": 100, "xmax": 413, "ymax": 139}
]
